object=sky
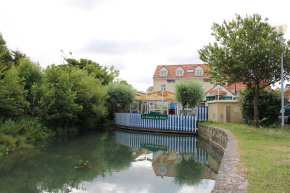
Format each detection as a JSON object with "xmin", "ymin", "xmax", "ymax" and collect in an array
[{"xmin": 0, "ymin": 0, "xmax": 290, "ymax": 91}]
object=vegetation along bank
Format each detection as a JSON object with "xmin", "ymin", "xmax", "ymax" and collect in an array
[{"xmin": 0, "ymin": 34, "xmax": 136, "ymax": 156}]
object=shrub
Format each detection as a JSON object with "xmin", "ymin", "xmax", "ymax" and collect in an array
[
  {"xmin": 241, "ymin": 88, "xmax": 281, "ymax": 126},
  {"xmin": 175, "ymin": 79, "xmax": 204, "ymax": 113},
  {"xmin": 106, "ymin": 82, "xmax": 135, "ymax": 117}
]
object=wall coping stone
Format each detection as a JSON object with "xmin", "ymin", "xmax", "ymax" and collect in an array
[{"xmin": 198, "ymin": 124, "xmax": 247, "ymax": 193}]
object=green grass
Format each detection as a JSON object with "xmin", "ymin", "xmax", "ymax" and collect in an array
[{"xmin": 204, "ymin": 122, "xmax": 290, "ymax": 193}]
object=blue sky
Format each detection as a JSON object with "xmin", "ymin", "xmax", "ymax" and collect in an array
[{"xmin": 0, "ymin": 0, "xmax": 289, "ymax": 91}]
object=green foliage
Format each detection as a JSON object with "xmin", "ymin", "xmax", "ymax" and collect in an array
[
  {"xmin": 39, "ymin": 65, "xmax": 82, "ymax": 127},
  {"xmin": 0, "ymin": 33, "xmax": 128, "ymax": 156},
  {"xmin": 199, "ymin": 14, "xmax": 290, "ymax": 126},
  {"xmin": 175, "ymin": 79, "xmax": 204, "ymax": 109},
  {"xmin": 38, "ymin": 66, "xmax": 108, "ymax": 129},
  {"xmin": 16, "ymin": 58, "xmax": 42, "ymax": 91},
  {"xmin": 199, "ymin": 14, "xmax": 290, "ymax": 85},
  {"xmin": 106, "ymin": 82, "xmax": 135, "ymax": 116},
  {"xmin": 11, "ymin": 50, "xmax": 26, "ymax": 66},
  {"xmin": 0, "ymin": 34, "xmax": 13, "ymax": 74},
  {"xmin": 0, "ymin": 67, "xmax": 28, "ymax": 118},
  {"xmin": 65, "ymin": 58, "xmax": 119, "ymax": 85},
  {"xmin": 16, "ymin": 58, "xmax": 42, "ymax": 115},
  {"xmin": 0, "ymin": 118, "xmax": 53, "ymax": 156},
  {"xmin": 69, "ymin": 68, "xmax": 107, "ymax": 128},
  {"xmin": 241, "ymin": 88, "xmax": 281, "ymax": 126}
]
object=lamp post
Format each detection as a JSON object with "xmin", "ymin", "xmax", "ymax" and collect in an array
[
  {"xmin": 281, "ymin": 51, "xmax": 285, "ymax": 128},
  {"xmin": 275, "ymin": 25, "xmax": 287, "ymax": 128}
]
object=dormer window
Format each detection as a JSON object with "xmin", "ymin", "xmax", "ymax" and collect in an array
[
  {"xmin": 176, "ymin": 67, "xmax": 184, "ymax": 77},
  {"xmin": 195, "ymin": 66, "xmax": 204, "ymax": 76},
  {"xmin": 160, "ymin": 67, "xmax": 168, "ymax": 77}
]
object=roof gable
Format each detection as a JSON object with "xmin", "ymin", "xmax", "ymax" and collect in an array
[{"xmin": 153, "ymin": 64, "xmax": 209, "ymax": 79}]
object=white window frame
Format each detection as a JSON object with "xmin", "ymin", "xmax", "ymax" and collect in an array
[
  {"xmin": 195, "ymin": 66, "xmax": 204, "ymax": 76},
  {"xmin": 160, "ymin": 67, "xmax": 168, "ymax": 77},
  {"xmin": 176, "ymin": 67, "xmax": 184, "ymax": 77}
]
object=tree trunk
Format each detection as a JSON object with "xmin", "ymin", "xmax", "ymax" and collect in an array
[{"xmin": 253, "ymin": 84, "xmax": 260, "ymax": 127}]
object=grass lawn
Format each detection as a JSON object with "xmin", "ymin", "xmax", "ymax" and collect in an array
[{"xmin": 204, "ymin": 122, "xmax": 290, "ymax": 193}]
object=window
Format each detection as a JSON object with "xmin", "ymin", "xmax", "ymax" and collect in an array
[
  {"xmin": 195, "ymin": 66, "xmax": 204, "ymax": 76},
  {"xmin": 160, "ymin": 67, "xmax": 168, "ymax": 77},
  {"xmin": 176, "ymin": 67, "xmax": 184, "ymax": 77},
  {"xmin": 160, "ymin": 84, "xmax": 166, "ymax": 91}
]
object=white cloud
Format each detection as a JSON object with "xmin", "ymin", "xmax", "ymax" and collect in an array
[{"xmin": 0, "ymin": 0, "xmax": 290, "ymax": 91}]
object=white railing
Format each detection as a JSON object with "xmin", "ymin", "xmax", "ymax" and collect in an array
[{"xmin": 115, "ymin": 113, "xmax": 197, "ymax": 133}]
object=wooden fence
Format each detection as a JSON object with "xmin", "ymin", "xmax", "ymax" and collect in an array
[
  {"xmin": 196, "ymin": 106, "xmax": 208, "ymax": 121},
  {"xmin": 115, "ymin": 106, "xmax": 208, "ymax": 134}
]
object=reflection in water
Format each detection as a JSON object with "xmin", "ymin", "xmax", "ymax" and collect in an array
[
  {"xmin": 115, "ymin": 131, "xmax": 222, "ymax": 184},
  {"xmin": 0, "ymin": 130, "xmax": 222, "ymax": 193}
]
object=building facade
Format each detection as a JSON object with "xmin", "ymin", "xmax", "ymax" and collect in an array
[{"xmin": 152, "ymin": 64, "xmax": 213, "ymax": 93}]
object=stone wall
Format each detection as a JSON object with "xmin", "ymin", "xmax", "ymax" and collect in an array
[
  {"xmin": 198, "ymin": 124, "xmax": 247, "ymax": 193},
  {"xmin": 198, "ymin": 124, "xmax": 228, "ymax": 150}
]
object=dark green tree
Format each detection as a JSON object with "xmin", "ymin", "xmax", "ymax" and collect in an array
[
  {"xmin": 16, "ymin": 58, "xmax": 42, "ymax": 115},
  {"xmin": 106, "ymin": 82, "xmax": 135, "ymax": 117},
  {"xmin": 69, "ymin": 68, "xmax": 107, "ymax": 128},
  {"xmin": 65, "ymin": 58, "xmax": 119, "ymax": 85},
  {"xmin": 0, "ymin": 34, "xmax": 13, "ymax": 75},
  {"xmin": 0, "ymin": 67, "xmax": 28, "ymax": 118},
  {"xmin": 241, "ymin": 88, "xmax": 281, "ymax": 126},
  {"xmin": 39, "ymin": 65, "xmax": 82, "ymax": 128},
  {"xmin": 199, "ymin": 14, "xmax": 290, "ymax": 126},
  {"xmin": 11, "ymin": 50, "xmax": 27, "ymax": 65}
]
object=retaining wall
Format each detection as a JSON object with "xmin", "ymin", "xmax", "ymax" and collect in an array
[{"xmin": 198, "ymin": 124, "xmax": 247, "ymax": 193}]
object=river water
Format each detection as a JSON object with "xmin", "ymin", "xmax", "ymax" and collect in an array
[{"xmin": 0, "ymin": 130, "xmax": 223, "ymax": 193}]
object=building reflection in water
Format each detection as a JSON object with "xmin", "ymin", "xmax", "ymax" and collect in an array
[{"xmin": 114, "ymin": 130, "xmax": 223, "ymax": 182}]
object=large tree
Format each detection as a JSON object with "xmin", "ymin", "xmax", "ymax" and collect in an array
[
  {"xmin": 65, "ymin": 58, "xmax": 119, "ymax": 85},
  {"xmin": 199, "ymin": 14, "xmax": 290, "ymax": 126}
]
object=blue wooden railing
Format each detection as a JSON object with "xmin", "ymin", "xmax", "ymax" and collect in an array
[
  {"xmin": 115, "ymin": 113, "xmax": 197, "ymax": 133},
  {"xmin": 115, "ymin": 106, "xmax": 208, "ymax": 134},
  {"xmin": 196, "ymin": 106, "xmax": 208, "ymax": 121}
]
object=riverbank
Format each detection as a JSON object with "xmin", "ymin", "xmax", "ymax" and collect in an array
[{"xmin": 203, "ymin": 122, "xmax": 290, "ymax": 193}]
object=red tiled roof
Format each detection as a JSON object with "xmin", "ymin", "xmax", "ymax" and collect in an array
[
  {"xmin": 224, "ymin": 82, "xmax": 247, "ymax": 94},
  {"xmin": 153, "ymin": 64, "xmax": 209, "ymax": 79}
]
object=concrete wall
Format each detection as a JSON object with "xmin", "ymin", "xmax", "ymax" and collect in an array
[{"xmin": 208, "ymin": 100, "xmax": 242, "ymax": 123}]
